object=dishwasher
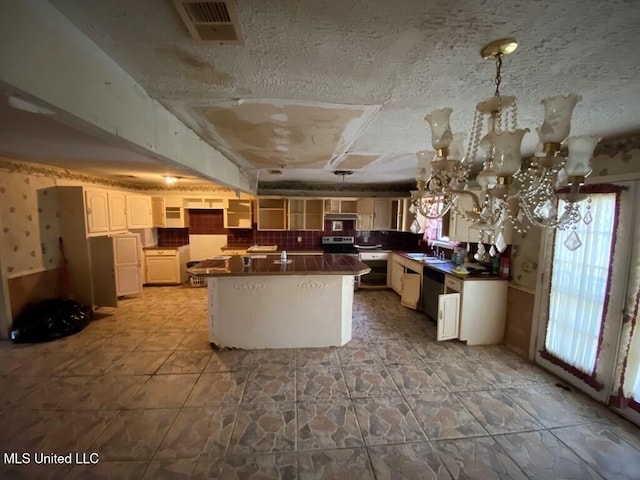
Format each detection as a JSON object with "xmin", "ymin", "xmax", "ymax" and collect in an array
[{"xmin": 421, "ymin": 268, "xmax": 445, "ymax": 320}]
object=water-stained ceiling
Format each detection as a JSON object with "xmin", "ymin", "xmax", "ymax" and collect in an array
[{"xmin": 24, "ymin": 0, "xmax": 640, "ymax": 188}]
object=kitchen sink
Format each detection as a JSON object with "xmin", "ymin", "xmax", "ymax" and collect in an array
[
  {"xmin": 405, "ymin": 253, "xmax": 432, "ymax": 260},
  {"xmin": 405, "ymin": 253, "xmax": 449, "ymax": 264}
]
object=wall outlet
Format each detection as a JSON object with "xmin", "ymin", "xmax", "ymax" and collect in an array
[
  {"xmin": 297, "ymin": 236, "xmax": 302, "ymax": 243},
  {"xmin": 363, "ymin": 236, "xmax": 368, "ymax": 243}
]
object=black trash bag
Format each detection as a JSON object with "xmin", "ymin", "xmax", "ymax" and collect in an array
[{"xmin": 10, "ymin": 298, "xmax": 92, "ymax": 344}]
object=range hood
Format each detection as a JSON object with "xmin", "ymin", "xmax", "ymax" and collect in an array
[{"xmin": 324, "ymin": 213, "xmax": 358, "ymax": 220}]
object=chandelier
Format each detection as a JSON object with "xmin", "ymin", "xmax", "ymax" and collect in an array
[{"xmin": 411, "ymin": 38, "xmax": 600, "ymax": 252}]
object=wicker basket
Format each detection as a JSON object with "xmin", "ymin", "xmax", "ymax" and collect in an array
[{"xmin": 189, "ymin": 275, "xmax": 206, "ymax": 287}]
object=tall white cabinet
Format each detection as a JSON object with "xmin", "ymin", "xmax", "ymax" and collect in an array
[
  {"xmin": 57, "ymin": 186, "xmax": 143, "ymax": 308},
  {"xmin": 90, "ymin": 234, "xmax": 143, "ymax": 307}
]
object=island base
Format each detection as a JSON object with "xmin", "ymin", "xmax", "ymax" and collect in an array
[{"xmin": 207, "ymin": 274, "xmax": 354, "ymax": 349}]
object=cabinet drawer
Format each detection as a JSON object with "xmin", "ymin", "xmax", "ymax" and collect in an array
[
  {"xmin": 445, "ymin": 275, "xmax": 463, "ymax": 292},
  {"xmin": 145, "ymin": 249, "xmax": 177, "ymax": 257},
  {"xmin": 359, "ymin": 251, "xmax": 389, "ymax": 261}
]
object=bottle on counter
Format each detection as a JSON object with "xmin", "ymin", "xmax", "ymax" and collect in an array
[
  {"xmin": 500, "ymin": 256, "xmax": 510, "ymax": 278},
  {"xmin": 280, "ymin": 250, "xmax": 287, "ymax": 262}
]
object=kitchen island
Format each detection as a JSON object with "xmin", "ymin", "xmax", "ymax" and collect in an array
[{"xmin": 188, "ymin": 254, "xmax": 370, "ymax": 349}]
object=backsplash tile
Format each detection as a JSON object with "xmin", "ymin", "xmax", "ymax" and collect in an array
[
  {"xmin": 188, "ymin": 209, "xmax": 226, "ymax": 234},
  {"xmin": 157, "ymin": 228, "xmax": 189, "ymax": 246}
]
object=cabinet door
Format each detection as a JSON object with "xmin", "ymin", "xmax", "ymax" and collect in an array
[
  {"xmin": 127, "ymin": 195, "xmax": 152, "ymax": 229},
  {"xmin": 108, "ymin": 192, "xmax": 127, "ymax": 232},
  {"xmin": 391, "ymin": 260, "xmax": 404, "ymax": 294},
  {"xmin": 373, "ymin": 199, "xmax": 392, "ymax": 230},
  {"xmin": 356, "ymin": 213, "xmax": 374, "ymax": 231},
  {"xmin": 113, "ymin": 234, "xmax": 143, "ymax": 296},
  {"xmin": 437, "ymin": 293, "xmax": 460, "ymax": 341},
  {"xmin": 85, "ymin": 190, "xmax": 110, "ymax": 234},
  {"xmin": 146, "ymin": 256, "xmax": 179, "ymax": 284},
  {"xmin": 400, "ymin": 273, "xmax": 421, "ymax": 309},
  {"xmin": 151, "ymin": 197, "xmax": 166, "ymax": 228}
]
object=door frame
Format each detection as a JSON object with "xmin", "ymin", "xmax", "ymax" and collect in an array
[{"xmin": 533, "ymin": 182, "xmax": 636, "ymax": 403}]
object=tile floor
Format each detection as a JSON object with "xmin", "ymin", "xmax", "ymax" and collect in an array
[{"xmin": 1, "ymin": 286, "xmax": 640, "ymax": 479}]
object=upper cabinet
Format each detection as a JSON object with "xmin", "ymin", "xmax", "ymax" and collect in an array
[
  {"xmin": 126, "ymin": 195, "xmax": 152, "ymax": 229},
  {"xmin": 152, "ymin": 196, "xmax": 190, "ymax": 229},
  {"xmin": 107, "ymin": 191, "xmax": 128, "ymax": 232},
  {"xmin": 391, "ymin": 198, "xmax": 414, "ymax": 232},
  {"xmin": 324, "ymin": 199, "xmax": 358, "ymax": 214},
  {"xmin": 258, "ymin": 198, "xmax": 288, "ymax": 230},
  {"xmin": 356, "ymin": 199, "xmax": 374, "ymax": 230},
  {"xmin": 448, "ymin": 190, "xmax": 513, "ymax": 244},
  {"xmin": 288, "ymin": 198, "xmax": 324, "ymax": 230},
  {"xmin": 373, "ymin": 199, "xmax": 392, "ymax": 231},
  {"xmin": 224, "ymin": 199, "xmax": 253, "ymax": 229},
  {"xmin": 355, "ymin": 198, "xmax": 393, "ymax": 231},
  {"xmin": 85, "ymin": 189, "xmax": 110, "ymax": 234}
]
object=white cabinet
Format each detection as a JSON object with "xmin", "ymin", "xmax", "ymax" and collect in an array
[
  {"xmin": 401, "ymin": 273, "xmax": 421, "ymax": 309},
  {"xmin": 145, "ymin": 246, "xmax": 190, "ymax": 285},
  {"xmin": 151, "ymin": 196, "xmax": 190, "ymax": 228},
  {"xmin": 356, "ymin": 199, "xmax": 374, "ymax": 230},
  {"xmin": 324, "ymin": 199, "xmax": 358, "ymax": 214},
  {"xmin": 440, "ymin": 274, "xmax": 508, "ymax": 345},
  {"xmin": 356, "ymin": 199, "xmax": 393, "ymax": 231},
  {"xmin": 391, "ymin": 198, "xmax": 415, "ymax": 232},
  {"xmin": 373, "ymin": 199, "xmax": 392, "ymax": 231},
  {"xmin": 389, "ymin": 257, "xmax": 404, "ymax": 294},
  {"xmin": 89, "ymin": 233, "xmax": 143, "ymax": 307},
  {"xmin": 85, "ymin": 190, "xmax": 110, "ymax": 234},
  {"xmin": 107, "ymin": 192, "xmax": 127, "ymax": 232},
  {"xmin": 288, "ymin": 198, "xmax": 324, "ymax": 230},
  {"xmin": 126, "ymin": 195, "xmax": 152, "ymax": 229},
  {"xmin": 152, "ymin": 197, "xmax": 165, "ymax": 228},
  {"xmin": 258, "ymin": 198, "xmax": 288, "ymax": 230},
  {"xmin": 225, "ymin": 199, "xmax": 253, "ymax": 229},
  {"xmin": 437, "ymin": 293, "xmax": 460, "ymax": 340},
  {"xmin": 388, "ymin": 253, "xmax": 423, "ymax": 309}
]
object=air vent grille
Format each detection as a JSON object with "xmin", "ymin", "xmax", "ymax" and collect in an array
[
  {"xmin": 173, "ymin": 0, "xmax": 244, "ymax": 44},
  {"xmin": 184, "ymin": 2, "xmax": 231, "ymax": 23}
]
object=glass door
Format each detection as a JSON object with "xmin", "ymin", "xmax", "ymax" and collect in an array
[
  {"xmin": 610, "ymin": 183, "xmax": 640, "ymax": 425},
  {"xmin": 535, "ymin": 184, "xmax": 635, "ymax": 403}
]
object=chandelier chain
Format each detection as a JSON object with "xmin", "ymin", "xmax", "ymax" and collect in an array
[{"xmin": 494, "ymin": 53, "xmax": 503, "ymax": 98}]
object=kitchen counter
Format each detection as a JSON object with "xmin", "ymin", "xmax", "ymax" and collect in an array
[
  {"xmin": 143, "ymin": 245, "xmax": 188, "ymax": 250},
  {"xmin": 188, "ymin": 254, "xmax": 369, "ymax": 277},
  {"xmin": 395, "ymin": 251, "xmax": 507, "ymax": 281},
  {"xmin": 221, "ymin": 245, "xmax": 324, "ymax": 255},
  {"xmin": 191, "ymin": 254, "xmax": 369, "ymax": 350}
]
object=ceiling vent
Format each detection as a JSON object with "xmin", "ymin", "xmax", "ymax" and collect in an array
[{"xmin": 172, "ymin": 0, "xmax": 244, "ymax": 44}]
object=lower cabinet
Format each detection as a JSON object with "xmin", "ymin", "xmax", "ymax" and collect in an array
[
  {"xmin": 439, "ymin": 274, "xmax": 508, "ymax": 345},
  {"xmin": 144, "ymin": 246, "xmax": 190, "ymax": 285}
]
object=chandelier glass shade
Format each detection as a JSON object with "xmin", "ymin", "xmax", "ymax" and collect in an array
[{"xmin": 411, "ymin": 38, "xmax": 601, "ymax": 251}]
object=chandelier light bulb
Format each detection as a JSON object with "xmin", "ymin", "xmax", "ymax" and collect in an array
[
  {"xmin": 538, "ymin": 94, "xmax": 582, "ymax": 144},
  {"xmin": 425, "ymin": 108, "xmax": 453, "ymax": 151},
  {"xmin": 565, "ymin": 135, "xmax": 601, "ymax": 177}
]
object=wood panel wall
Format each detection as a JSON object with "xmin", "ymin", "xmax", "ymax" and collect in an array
[
  {"xmin": 8, "ymin": 268, "xmax": 62, "ymax": 323},
  {"xmin": 505, "ymin": 285, "xmax": 536, "ymax": 359}
]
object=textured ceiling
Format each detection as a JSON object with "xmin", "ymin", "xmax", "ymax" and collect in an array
[{"xmin": 22, "ymin": 0, "xmax": 640, "ymax": 187}]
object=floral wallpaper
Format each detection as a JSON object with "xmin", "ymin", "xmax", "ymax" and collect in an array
[{"xmin": 0, "ymin": 170, "xmax": 60, "ymax": 278}]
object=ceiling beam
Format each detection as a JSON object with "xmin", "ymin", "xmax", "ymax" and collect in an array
[{"xmin": 0, "ymin": 0, "xmax": 252, "ymax": 193}]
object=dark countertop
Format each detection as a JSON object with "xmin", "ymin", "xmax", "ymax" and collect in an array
[
  {"xmin": 143, "ymin": 245, "xmax": 189, "ymax": 250},
  {"xmin": 394, "ymin": 251, "xmax": 507, "ymax": 281},
  {"xmin": 221, "ymin": 245, "xmax": 325, "ymax": 255},
  {"xmin": 188, "ymin": 254, "xmax": 371, "ymax": 277}
]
